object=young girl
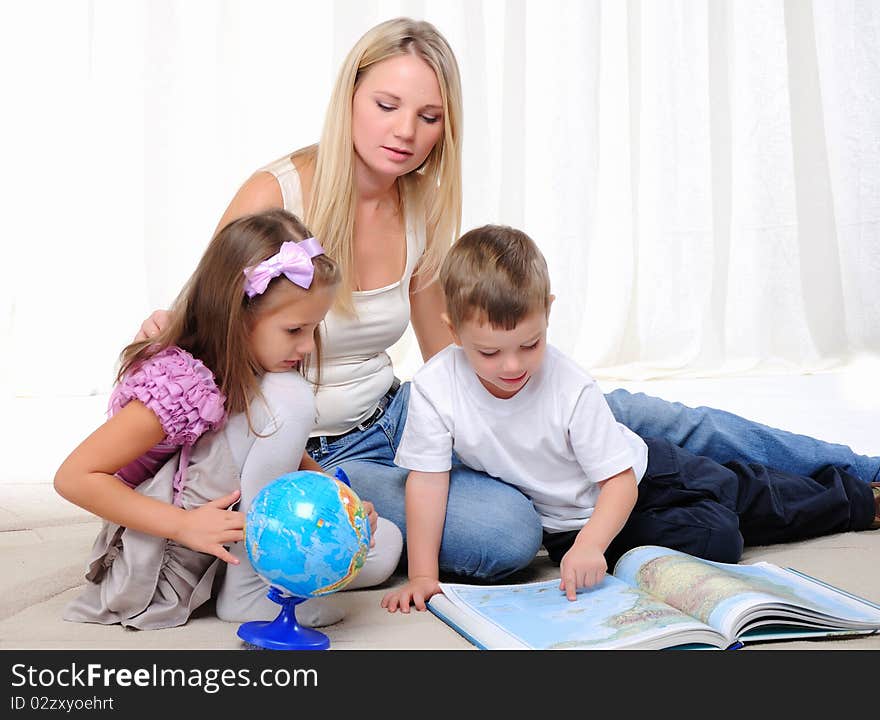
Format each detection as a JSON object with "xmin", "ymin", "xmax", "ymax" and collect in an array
[{"xmin": 55, "ymin": 209, "xmax": 403, "ymax": 631}]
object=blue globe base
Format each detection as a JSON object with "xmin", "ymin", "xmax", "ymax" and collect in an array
[{"xmin": 236, "ymin": 587, "xmax": 330, "ymax": 651}]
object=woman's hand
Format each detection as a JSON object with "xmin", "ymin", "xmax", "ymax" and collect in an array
[{"xmin": 135, "ymin": 309, "xmax": 171, "ymax": 342}]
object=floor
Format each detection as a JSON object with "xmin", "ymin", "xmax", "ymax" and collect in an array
[{"xmin": 1, "ymin": 366, "xmax": 878, "ymax": 650}]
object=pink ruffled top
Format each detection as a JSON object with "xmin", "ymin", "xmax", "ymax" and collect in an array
[{"xmin": 109, "ymin": 346, "xmax": 227, "ymax": 489}]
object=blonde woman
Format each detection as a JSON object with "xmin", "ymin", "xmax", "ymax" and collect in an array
[
  {"xmin": 141, "ymin": 17, "xmax": 880, "ymax": 588},
  {"xmin": 143, "ymin": 18, "xmax": 545, "ymax": 581}
]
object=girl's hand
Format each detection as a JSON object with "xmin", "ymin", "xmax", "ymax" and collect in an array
[
  {"xmin": 362, "ymin": 500, "xmax": 378, "ymax": 547},
  {"xmin": 380, "ymin": 576, "xmax": 441, "ymax": 613},
  {"xmin": 135, "ymin": 309, "xmax": 171, "ymax": 341},
  {"xmin": 173, "ymin": 489, "xmax": 245, "ymax": 564}
]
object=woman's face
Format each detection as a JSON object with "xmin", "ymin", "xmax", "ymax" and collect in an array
[{"xmin": 351, "ymin": 53, "xmax": 445, "ymax": 182}]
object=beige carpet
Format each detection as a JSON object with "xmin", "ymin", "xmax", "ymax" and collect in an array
[{"xmin": 2, "ymin": 369, "xmax": 878, "ymax": 650}]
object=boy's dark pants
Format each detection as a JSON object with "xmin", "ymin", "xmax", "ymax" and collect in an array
[{"xmin": 543, "ymin": 437, "xmax": 875, "ymax": 569}]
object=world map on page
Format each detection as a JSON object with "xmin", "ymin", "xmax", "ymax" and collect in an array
[
  {"xmin": 614, "ymin": 546, "xmax": 880, "ymax": 629},
  {"xmin": 444, "ymin": 576, "xmax": 705, "ymax": 649}
]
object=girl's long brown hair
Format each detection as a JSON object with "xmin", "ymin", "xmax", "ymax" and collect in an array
[{"xmin": 118, "ymin": 209, "xmax": 339, "ymax": 430}]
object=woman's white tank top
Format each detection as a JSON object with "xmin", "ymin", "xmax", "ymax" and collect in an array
[{"xmin": 258, "ymin": 154, "xmax": 425, "ymax": 435}]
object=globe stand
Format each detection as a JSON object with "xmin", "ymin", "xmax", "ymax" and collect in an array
[{"xmin": 237, "ymin": 587, "xmax": 330, "ymax": 651}]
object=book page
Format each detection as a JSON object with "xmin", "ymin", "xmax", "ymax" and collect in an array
[
  {"xmin": 612, "ymin": 546, "xmax": 880, "ymax": 639},
  {"xmin": 434, "ymin": 575, "xmax": 728, "ymax": 650}
]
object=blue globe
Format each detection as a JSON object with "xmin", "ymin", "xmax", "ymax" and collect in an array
[{"xmin": 244, "ymin": 470, "xmax": 371, "ymax": 598}]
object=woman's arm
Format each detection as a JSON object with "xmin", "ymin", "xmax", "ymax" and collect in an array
[
  {"xmin": 54, "ymin": 402, "xmax": 244, "ymax": 563},
  {"xmin": 216, "ymin": 150, "xmax": 316, "ymax": 232},
  {"xmin": 214, "ymin": 171, "xmax": 284, "ymax": 235},
  {"xmin": 409, "ymin": 279, "xmax": 454, "ymax": 362}
]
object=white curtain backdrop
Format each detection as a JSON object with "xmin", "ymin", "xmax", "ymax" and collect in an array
[{"xmin": 3, "ymin": 0, "xmax": 878, "ymax": 399}]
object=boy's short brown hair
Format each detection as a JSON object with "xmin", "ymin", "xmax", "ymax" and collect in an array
[{"xmin": 440, "ymin": 224, "xmax": 551, "ymax": 330}]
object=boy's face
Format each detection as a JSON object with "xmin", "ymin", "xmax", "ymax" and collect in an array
[{"xmin": 447, "ymin": 308, "xmax": 550, "ymax": 399}]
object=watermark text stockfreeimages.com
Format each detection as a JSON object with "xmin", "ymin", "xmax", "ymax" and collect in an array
[{"xmin": 10, "ymin": 662, "xmax": 318, "ymax": 696}]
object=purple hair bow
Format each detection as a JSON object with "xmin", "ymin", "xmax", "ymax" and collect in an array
[{"xmin": 243, "ymin": 237, "xmax": 325, "ymax": 298}]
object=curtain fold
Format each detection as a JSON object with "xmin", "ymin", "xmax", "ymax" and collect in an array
[{"xmin": 4, "ymin": 0, "xmax": 878, "ymax": 397}]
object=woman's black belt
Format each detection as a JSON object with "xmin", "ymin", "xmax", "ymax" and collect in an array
[{"xmin": 305, "ymin": 377, "xmax": 401, "ymax": 453}]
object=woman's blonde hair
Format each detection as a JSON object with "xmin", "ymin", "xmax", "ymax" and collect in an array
[
  {"xmin": 298, "ymin": 16, "xmax": 463, "ymax": 314},
  {"xmin": 118, "ymin": 209, "xmax": 340, "ymax": 430}
]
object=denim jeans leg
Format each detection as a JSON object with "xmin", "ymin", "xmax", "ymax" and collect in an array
[
  {"xmin": 605, "ymin": 388, "xmax": 880, "ymax": 484},
  {"xmin": 438, "ymin": 462, "xmax": 543, "ymax": 581}
]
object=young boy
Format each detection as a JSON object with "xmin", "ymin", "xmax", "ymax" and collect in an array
[{"xmin": 381, "ymin": 225, "xmax": 880, "ymax": 613}]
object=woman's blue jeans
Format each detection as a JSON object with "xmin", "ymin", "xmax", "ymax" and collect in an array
[
  {"xmin": 604, "ymin": 389, "xmax": 879, "ymax": 484},
  {"xmin": 308, "ymin": 383, "xmax": 879, "ymax": 582}
]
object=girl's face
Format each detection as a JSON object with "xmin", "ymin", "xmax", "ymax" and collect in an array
[
  {"xmin": 249, "ymin": 280, "xmax": 336, "ymax": 374},
  {"xmin": 351, "ymin": 53, "xmax": 445, "ymax": 182}
]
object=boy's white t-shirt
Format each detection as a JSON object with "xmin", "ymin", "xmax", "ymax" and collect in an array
[{"xmin": 394, "ymin": 344, "xmax": 648, "ymax": 533}]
